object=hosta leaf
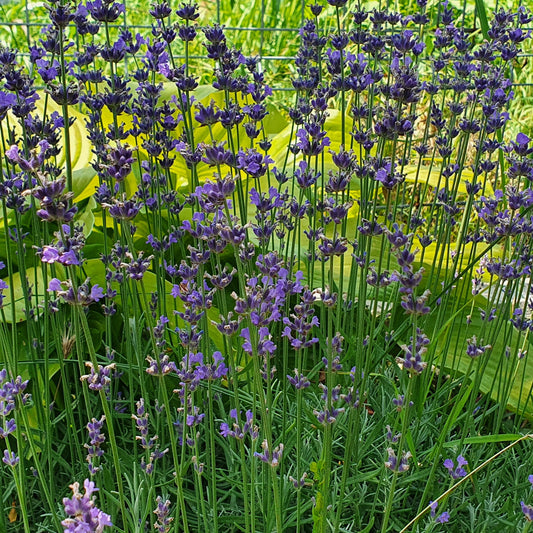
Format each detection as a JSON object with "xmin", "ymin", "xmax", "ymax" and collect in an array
[
  {"xmin": 76, "ymin": 196, "xmax": 97, "ymax": 238},
  {"xmin": 428, "ymin": 296, "xmax": 533, "ymax": 419},
  {"xmin": 33, "ymin": 95, "xmax": 93, "ymax": 174},
  {"xmin": 72, "ymin": 167, "xmax": 98, "ymax": 202},
  {"xmin": 403, "ymin": 164, "xmax": 479, "ymax": 194},
  {"xmin": 1, "ymin": 266, "xmax": 61, "ymax": 323}
]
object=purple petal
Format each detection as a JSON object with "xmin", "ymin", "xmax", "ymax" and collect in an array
[
  {"xmin": 516, "ymin": 132, "xmax": 530, "ymax": 145},
  {"xmin": 48, "ymin": 278, "xmax": 62, "ymax": 291}
]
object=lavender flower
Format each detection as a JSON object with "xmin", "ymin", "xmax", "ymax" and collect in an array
[
  {"xmin": 241, "ymin": 327, "xmax": 277, "ymax": 358},
  {"xmin": 296, "ymin": 124, "xmax": 330, "ymax": 156},
  {"xmin": 385, "ymin": 448, "xmax": 411, "ymax": 472},
  {"xmin": 80, "ymin": 362, "xmax": 116, "ymax": 391},
  {"xmin": 120, "ymin": 251, "xmax": 153, "ymax": 280},
  {"xmin": 85, "ymin": 416, "xmax": 106, "ymax": 475},
  {"xmin": 396, "ymin": 330, "xmax": 429, "ymax": 374},
  {"xmin": 289, "ymin": 472, "xmax": 308, "ymax": 488},
  {"xmin": 465, "ymin": 336, "xmax": 491, "ymax": 358},
  {"xmin": 62, "ymin": 479, "xmax": 112, "ymax": 532},
  {"xmin": 2, "ymin": 450, "xmax": 19, "ymax": 467},
  {"xmin": 287, "ymin": 369, "xmax": 310, "ymax": 390},
  {"xmin": 430, "ymin": 501, "xmax": 450, "ymax": 523},
  {"xmin": 132, "ymin": 399, "xmax": 168, "ymax": 474},
  {"xmin": 0, "ymin": 369, "xmax": 30, "ymax": 448},
  {"xmin": 313, "ymin": 383, "xmax": 345, "ymax": 424},
  {"xmin": 392, "ymin": 395, "xmax": 413, "ymax": 411},
  {"xmin": 146, "ymin": 351, "xmax": 178, "ymax": 377},
  {"xmin": 443, "ymin": 455, "xmax": 468, "ymax": 479},
  {"xmin": 47, "ymin": 278, "xmax": 105, "ymax": 307},
  {"xmin": 237, "ymin": 148, "xmax": 273, "ymax": 179},
  {"xmin": 254, "ymin": 439, "xmax": 284, "ymax": 467},
  {"xmin": 282, "ymin": 288, "xmax": 319, "ymax": 349},
  {"xmin": 522, "ymin": 502, "xmax": 533, "ymax": 521},
  {"xmin": 0, "ymin": 279, "xmax": 9, "ymax": 308},
  {"xmin": 154, "ymin": 496, "xmax": 173, "ymax": 532},
  {"xmin": 220, "ymin": 409, "xmax": 258, "ymax": 440}
]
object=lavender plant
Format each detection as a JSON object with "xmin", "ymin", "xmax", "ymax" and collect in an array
[{"xmin": 0, "ymin": 0, "xmax": 532, "ymax": 532}]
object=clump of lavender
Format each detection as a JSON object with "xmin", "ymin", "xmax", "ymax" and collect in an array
[{"xmin": 0, "ymin": 0, "xmax": 532, "ymax": 530}]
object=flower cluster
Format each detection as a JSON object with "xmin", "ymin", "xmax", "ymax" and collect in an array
[
  {"xmin": 62, "ymin": 479, "xmax": 112, "ymax": 532},
  {"xmin": 85, "ymin": 416, "xmax": 106, "ymax": 474},
  {"xmin": 0, "ymin": 369, "xmax": 30, "ymax": 467},
  {"xmin": 220, "ymin": 409, "xmax": 259, "ymax": 440},
  {"xmin": 254, "ymin": 439, "xmax": 284, "ymax": 467},
  {"xmin": 443, "ymin": 455, "xmax": 468, "ymax": 479},
  {"xmin": 80, "ymin": 362, "xmax": 116, "ymax": 392}
]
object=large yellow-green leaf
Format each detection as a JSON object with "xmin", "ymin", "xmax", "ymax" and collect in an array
[
  {"xmin": 33, "ymin": 96, "xmax": 94, "ymax": 173},
  {"xmin": 2, "ymin": 266, "xmax": 63, "ymax": 323},
  {"xmin": 427, "ymin": 297, "xmax": 533, "ymax": 419},
  {"xmin": 72, "ymin": 167, "xmax": 99, "ymax": 202}
]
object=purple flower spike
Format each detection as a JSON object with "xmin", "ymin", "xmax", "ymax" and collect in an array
[
  {"xmin": 220, "ymin": 409, "xmax": 259, "ymax": 440},
  {"xmin": 154, "ymin": 496, "xmax": 173, "ymax": 532},
  {"xmin": 443, "ymin": 455, "xmax": 468, "ymax": 479},
  {"xmin": 430, "ymin": 500, "xmax": 449, "ymax": 522},
  {"xmin": 521, "ymin": 502, "xmax": 533, "ymax": 521},
  {"xmin": 429, "ymin": 500, "xmax": 438, "ymax": 517},
  {"xmin": 511, "ymin": 132, "xmax": 533, "ymax": 157},
  {"xmin": 5, "ymin": 145, "xmax": 21, "ymax": 163},
  {"xmin": 90, "ymin": 285, "xmax": 105, "ymax": 302},
  {"xmin": 516, "ymin": 133, "xmax": 530, "ymax": 146},
  {"xmin": 85, "ymin": 416, "xmax": 106, "ymax": 475},
  {"xmin": 48, "ymin": 278, "xmax": 63, "ymax": 292},
  {"xmin": 62, "ymin": 479, "xmax": 112, "ymax": 532},
  {"xmin": 385, "ymin": 448, "xmax": 411, "ymax": 472},
  {"xmin": 2, "ymin": 450, "xmax": 19, "ymax": 467},
  {"xmin": 254, "ymin": 439, "xmax": 284, "ymax": 467},
  {"xmin": 80, "ymin": 362, "xmax": 116, "ymax": 391},
  {"xmin": 436, "ymin": 512, "xmax": 450, "ymax": 523},
  {"xmin": 41, "ymin": 246, "xmax": 60, "ymax": 264}
]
